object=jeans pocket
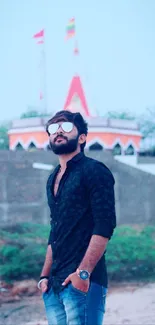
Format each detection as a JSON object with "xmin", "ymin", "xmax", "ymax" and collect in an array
[
  {"xmin": 102, "ymin": 287, "xmax": 108, "ymax": 297},
  {"xmin": 70, "ymin": 283, "xmax": 87, "ymax": 296},
  {"xmin": 42, "ymin": 286, "xmax": 53, "ymax": 300},
  {"xmin": 42, "ymin": 292, "xmax": 47, "ymax": 301},
  {"xmin": 100, "ymin": 286, "xmax": 107, "ymax": 312}
]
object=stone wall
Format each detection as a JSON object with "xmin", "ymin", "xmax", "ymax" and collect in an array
[
  {"xmin": 0, "ymin": 150, "xmax": 155, "ymax": 226},
  {"xmin": 137, "ymin": 156, "xmax": 155, "ymax": 164}
]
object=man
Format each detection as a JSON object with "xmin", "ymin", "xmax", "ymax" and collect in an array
[{"xmin": 38, "ymin": 110, "xmax": 116, "ymax": 325}]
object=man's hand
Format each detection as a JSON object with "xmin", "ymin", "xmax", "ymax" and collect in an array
[
  {"xmin": 40, "ymin": 279, "xmax": 48, "ymax": 293},
  {"xmin": 62, "ymin": 272, "xmax": 90, "ymax": 293}
]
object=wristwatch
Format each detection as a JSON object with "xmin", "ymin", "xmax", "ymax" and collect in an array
[{"xmin": 76, "ymin": 269, "xmax": 90, "ymax": 280}]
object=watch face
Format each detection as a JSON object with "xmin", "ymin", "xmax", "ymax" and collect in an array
[{"xmin": 80, "ymin": 270, "xmax": 89, "ymax": 280}]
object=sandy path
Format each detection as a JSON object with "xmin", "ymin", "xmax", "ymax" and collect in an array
[
  {"xmin": 104, "ymin": 283, "xmax": 155, "ymax": 324},
  {"xmin": 1, "ymin": 283, "xmax": 155, "ymax": 325}
]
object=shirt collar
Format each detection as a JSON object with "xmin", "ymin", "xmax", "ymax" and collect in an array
[
  {"xmin": 54, "ymin": 152, "xmax": 85, "ymax": 173},
  {"xmin": 67, "ymin": 152, "xmax": 84, "ymax": 167}
]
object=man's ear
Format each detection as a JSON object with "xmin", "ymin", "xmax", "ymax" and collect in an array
[{"xmin": 78, "ymin": 134, "xmax": 86, "ymax": 144}]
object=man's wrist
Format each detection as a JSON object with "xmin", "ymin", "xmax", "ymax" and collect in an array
[
  {"xmin": 40, "ymin": 276, "xmax": 49, "ymax": 280},
  {"xmin": 38, "ymin": 276, "xmax": 49, "ymax": 290},
  {"xmin": 76, "ymin": 268, "xmax": 90, "ymax": 280}
]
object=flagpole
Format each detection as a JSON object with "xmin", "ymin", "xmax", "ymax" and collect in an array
[
  {"xmin": 42, "ymin": 30, "xmax": 47, "ymax": 115},
  {"xmin": 66, "ymin": 18, "xmax": 78, "ymax": 75},
  {"xmin": 73, "ymin": 38, "xmax": 79, "ymax": 76},
  {"xmin": 34, "ymin": 29, "xmax": 47, "ymax": 115},
  {"xmin": 39, "ymin": 30, "xmax": 47, "ymax": 115}
]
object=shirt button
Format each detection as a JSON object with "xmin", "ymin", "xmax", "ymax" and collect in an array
[{"xmin": 53, "ymin": 241, "xmax": 56, "ymax": 244}]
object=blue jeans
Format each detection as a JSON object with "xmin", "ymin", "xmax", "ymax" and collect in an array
[{"xmin": 42, "ymin": 281, "xmax": 107, "ymax": 325}]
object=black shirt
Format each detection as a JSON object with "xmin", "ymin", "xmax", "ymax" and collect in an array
[{"xmin": 46, "ymin": 152, "xmax": 116, "ymax": 293}]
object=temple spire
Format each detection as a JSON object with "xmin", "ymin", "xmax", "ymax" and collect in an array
[{"xmin": 64, "ymin": 75, "xmax": 91, "ymax": 117}]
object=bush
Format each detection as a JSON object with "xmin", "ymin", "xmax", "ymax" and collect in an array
[
  {"xmin": 0, "ymin": 222, "xmax": 50, "ymax": 281},
  {"xmin": 1, "ymin": 223, "xmax": 155, "ymax": 282},
  {"xmin": 106, "ymin": 225, "xmax": 155, "ymax": 281}
]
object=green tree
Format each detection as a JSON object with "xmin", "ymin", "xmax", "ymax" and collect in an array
[
  {"xmin": 105, "ymin": 110, "xmax": 135, "ymax": 120},
  {"xmin": 20, "ymin": 107, "xmax": 49, "ymax": 119},
  {"xmin": 20, "ymin": 110, "xmax": 40, "ymax": 119},
  {"xmin": 0, "ymin": 125, "xmax": 9, "ymax": 149},
  {"xmin": 138, "ymin": 107, "xmax": 155, "ymax": 155},
  {"xmin": 139, "ymin": 107, "xmax": 155, "ymax": 138}
]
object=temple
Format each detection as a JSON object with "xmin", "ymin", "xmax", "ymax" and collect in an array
[{"xmin": 8, "ymin": 75, "xmax": 141, "ymax": 155}]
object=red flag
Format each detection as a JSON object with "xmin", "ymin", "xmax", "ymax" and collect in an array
[{"xmin": 33, "ymin": 29, "xmax": 44, "ymax": 39}]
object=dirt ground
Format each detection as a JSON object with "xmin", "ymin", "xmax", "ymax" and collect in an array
[{"xmin": 1, "ymin": 282, "xmax": 155, "ymax": 325}]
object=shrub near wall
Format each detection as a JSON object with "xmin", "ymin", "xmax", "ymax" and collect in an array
[
  {"xmin": 0, "ymin": 223, "xmax": 155, "ymax": 282},
  {"xmin": 0, "ymin": 223, "xmax": 50, "ymax": 281},
  {"xmin": 106, "ymin": 225, "xmax": 155, "ymax": 281}
]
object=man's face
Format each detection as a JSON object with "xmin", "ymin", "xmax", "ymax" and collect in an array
[{"xmin": 48, "ymin": 120, "xmax": 80, "ymax": 155}]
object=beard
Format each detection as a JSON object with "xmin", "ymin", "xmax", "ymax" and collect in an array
[{"xmin": 49, "ymin": 134, "xmax": 79, "ymax": 155}]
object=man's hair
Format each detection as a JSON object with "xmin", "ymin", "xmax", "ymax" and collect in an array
[{"xmin": 46, "ymin": 110, "xmax": 88, "ymax": 152}]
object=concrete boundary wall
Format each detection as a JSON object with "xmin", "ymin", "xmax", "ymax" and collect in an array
[{"xmin": 0, "ymin": 150, "xmax": 155, "ymax": 226}]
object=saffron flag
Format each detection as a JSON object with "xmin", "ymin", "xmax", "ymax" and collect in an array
[
  {"xmin": 33, "ymin": 29, "xmax": 44, "ymax": 44},
  {"xmin": 66, "ymin": 18, "xmax": 75, "ymax": 40}
]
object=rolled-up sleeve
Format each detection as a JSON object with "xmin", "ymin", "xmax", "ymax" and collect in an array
[
  {"xmin": 48, "ymin": 228, "xmax": 53, "ymax": 245},
  {"xmin": 46, "ymin": 175, "xmax": 54, "ymax": 246},
  {"xmin": 85, "ymin": 162, "xmax": 116, "ymax": 239}
]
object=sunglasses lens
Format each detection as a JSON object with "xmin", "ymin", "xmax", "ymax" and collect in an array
[
  {"xmin": 62, "ymin": 122, "xmax": 73, "ymax": 132},
  {"xmin": 48, "ymin": 124, "xmax": 59, "ymax": 134},
  {"xmin": 47, "ymin": 122, "xmax": 73, "ymax": 134}
]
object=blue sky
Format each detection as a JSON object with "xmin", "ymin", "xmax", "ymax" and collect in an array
[{"xmin": 0, "ymin": 0, "xmax": 155, "ymax": 121}]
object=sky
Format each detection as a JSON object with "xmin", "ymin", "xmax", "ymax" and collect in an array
[{"xmin": 0, "ymin": 0, "xmax": 155, "ymax": 122}]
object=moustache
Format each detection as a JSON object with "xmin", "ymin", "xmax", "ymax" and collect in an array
[{"xmin": 54, "ymin": 135, "xmax": 68, "ymax": 143}]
